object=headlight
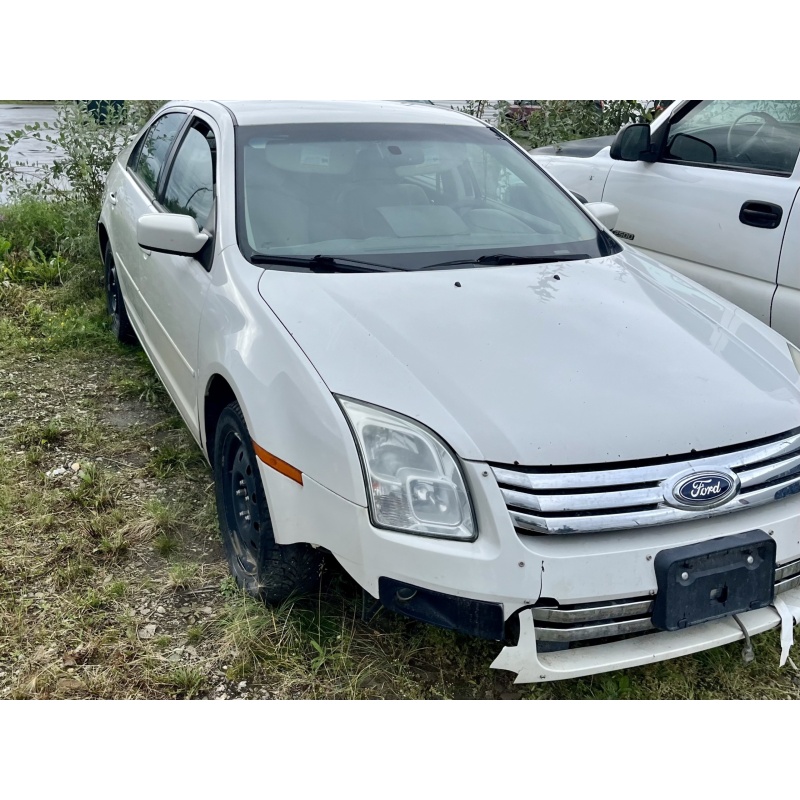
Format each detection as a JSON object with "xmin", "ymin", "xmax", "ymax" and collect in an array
[{"xmin": 338, "ymin": 397, "xmax": 477, "ymax": 541}]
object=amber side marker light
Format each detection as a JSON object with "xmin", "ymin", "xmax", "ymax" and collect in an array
[{"xmin": 252, "ymin": 441, "xmax": 303, "ymax": 485}]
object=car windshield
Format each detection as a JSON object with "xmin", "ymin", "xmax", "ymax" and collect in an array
[{"xmin": 236, "ymin": 122, "xmax": 618, "ymax": 270}]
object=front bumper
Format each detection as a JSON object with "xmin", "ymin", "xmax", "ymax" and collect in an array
[{"xmin": 260, "ymin": 458, "xmax": 800, "ymax": 682}]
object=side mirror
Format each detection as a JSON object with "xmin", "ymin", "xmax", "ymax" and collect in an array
[
  {"xmin": 666, "ymin": 133, "xmax": 716, "ymax": 164},
  {"xmin": 585, "ymin": 201, "xmax": 619, "ymax": 230},
  {"xmin": 137, "ymin": 214, "xmax": 209, "ymax": 256},
  {"xmin": 610, "ymin": 123, "xmax": 652, "ymax": 162}
]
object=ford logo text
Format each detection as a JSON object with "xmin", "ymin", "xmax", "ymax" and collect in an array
[{"xmin": 670, "ymin": 471, "xmax": 738, "ymax": 508}]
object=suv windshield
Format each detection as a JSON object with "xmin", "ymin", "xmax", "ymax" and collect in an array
[{"xmin": 236, "ymin": 122, "xmax": 618, "ymax": 270}]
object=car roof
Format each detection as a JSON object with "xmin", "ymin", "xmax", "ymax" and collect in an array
[{"xmin": 205, "ymin": 100, "xmax": 487, "ymax": 127}]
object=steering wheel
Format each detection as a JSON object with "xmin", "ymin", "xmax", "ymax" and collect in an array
[{"xmin": 727, "ymin": 111, "xmax": 780, "ymax": 160}]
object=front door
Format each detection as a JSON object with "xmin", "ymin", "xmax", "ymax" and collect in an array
[
  {"xmin": 111, "ymin": 110, "xmax": 217, "ymax": 439},
  {"xmin": 602, "ymin": 100, "xmax": 800, "ymax": 326},
  {"xmin": 133, "ymin": 115, "xmax": 218, "ymax": 438}
]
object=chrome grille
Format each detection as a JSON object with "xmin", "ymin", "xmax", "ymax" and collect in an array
[
  {"xmin": 533, "ymin": 558, "xmax": 800, "ymax": 643},
  {"xmin": 493, "ymin": 429, "xmax": 800, "ymax": 535}
]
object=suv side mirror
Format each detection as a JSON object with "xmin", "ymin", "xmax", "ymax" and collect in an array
[
  {"xmin": 610, "ymin": 123, "xmax": 653, "ymax": 162},
  {"xmin": 585, "ymin": 201, "xmax": 619, "ymax": 230}
]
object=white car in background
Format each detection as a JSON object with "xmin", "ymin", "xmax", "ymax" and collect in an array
[
  {"xmin": 531, "ymin": 100, "xmax": 800, "ymax": 345},
  {"xmin": 98, "ymin": 100, "xmax": 800, "ymax": 683}
]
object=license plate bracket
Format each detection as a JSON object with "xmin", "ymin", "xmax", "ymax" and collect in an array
[{"xmin": 652, "ymin": 529, "xmax": 775, "ymax": 631}]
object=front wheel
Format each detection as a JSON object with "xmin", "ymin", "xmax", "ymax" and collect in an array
[{"xmin": 212, "ymin": 401, "xmax": 322, "ymax": 603}]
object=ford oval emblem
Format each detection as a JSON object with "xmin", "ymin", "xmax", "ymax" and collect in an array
[{"xmin": 670, "ymin": 470, "xmax": 739, "ymax": 508}]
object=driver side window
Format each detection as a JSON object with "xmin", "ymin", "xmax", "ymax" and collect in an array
[
  {"xmin": 664, "ymin": 100, "xmax": 800, "ymax": 175},
  {"xmin": 162, "ymin": 120, "xmax": 216, "ymax": 229}
]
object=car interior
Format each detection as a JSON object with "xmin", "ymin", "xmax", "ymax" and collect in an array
[
  {"xmin": 241, "ymin": 133, "xmax": 581, "ymax": 255},
  {"xmin": 664, "ymin": 103, "xmax": 800, "ymax": 175}
]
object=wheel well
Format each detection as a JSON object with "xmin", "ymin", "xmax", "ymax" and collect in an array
[
  {"xmin": 204, "ymin": 375, "xmax": 238, "ymax": 459},
  {"xmin": 98, "ymin": 222, "xmax": 109, "ymax": 262}
]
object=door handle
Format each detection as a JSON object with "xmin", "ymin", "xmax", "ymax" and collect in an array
[
  {"xmin": 739, "ymin": 200, "xmax": 782, "ymax": 229},
  {"xmin": 108, "ymin": 191, "xmax": 117, "ymax": 207}
]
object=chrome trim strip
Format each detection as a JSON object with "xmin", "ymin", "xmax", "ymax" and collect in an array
[
  {"xmin": 532, "ymin": 564, "xmax": 800, "ymax": 641},
  {"xmin": 775, "ymin": 559, "xmax": 800, "ymax": 582},
  {"xmin": 532, "ymin": 599, "xmax": 654, "ymax": 624},
  {"xmin": 492, "ymin": 432, "xmax": 800, "ymax": 492},
  {"xmin": 776, "ymin": 575, "xmax": 800, "ymax": 594},
  {"xmin": 739, "ymin": 453, "xmax": 800, "ymax": 489},
  {"xmin": 505, "ymin": 464, "xmax": 800, "ymax": 534},
  {"xmin": 738, "ymin": 474, "xmax": 800, "ymax": 503},
  {"xmin": 513, "ymin": 506, "xmax": 696, "ymax": 534},
  {"xmin": 535, "ymin": 617, "xmax": 655, "ymax": 642},
  {"xmin": 501, "ymin": 485, "xmax": 663, "ymax": 514}
]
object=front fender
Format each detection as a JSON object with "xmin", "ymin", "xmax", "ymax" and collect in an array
[{"xmin": 197, "ymin": 250, "xmax": 367, "ymax": 511}]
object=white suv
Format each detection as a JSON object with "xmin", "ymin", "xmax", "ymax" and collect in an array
[{"xmin": 531, "ymin": 100, "xmax": 800, "ymax": 346}]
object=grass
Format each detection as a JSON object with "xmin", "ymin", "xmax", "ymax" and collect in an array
[
  {"xmin": 2, "ymin": 196, "xmax": 800, "ymax": 700},
  {"xmin": 167, "ymin": 563, "xmax": 203, "ymax": 590},
  {"xmin": 153, "ymin": 533, "xmax": 180, "ymax": 558}
]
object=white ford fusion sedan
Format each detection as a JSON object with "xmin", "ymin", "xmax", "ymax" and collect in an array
[{"xmin": 98, "ymin": 100, "xmax": 800, "ymax": 683}]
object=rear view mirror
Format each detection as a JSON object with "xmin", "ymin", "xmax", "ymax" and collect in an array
[
  {"xmin": 137, "ymin": 214, "xmax": 209, "ymax": 256},
  {"xmin": 610, "ymin": 123, "xmax": 652, "ymax": 162}
]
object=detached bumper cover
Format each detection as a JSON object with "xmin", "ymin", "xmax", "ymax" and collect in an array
[{"xmin": 492, "ymin": 586, "xmax": 800, "ymax": 683}]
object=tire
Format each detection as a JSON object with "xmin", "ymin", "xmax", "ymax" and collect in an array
[
  {"xmin": 213, "ymin": 401, "xmax": 322, "ymax": 603},
  {"xmin": 104, "ymin": 242, "xmax": 137, "ymax": 344}
]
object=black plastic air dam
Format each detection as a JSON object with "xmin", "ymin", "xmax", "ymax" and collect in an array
[
  {"xmin": 378, "ymin": 577, "xmax": 505, "ymax": 641},
  {"xmin": 652, "ymin": 529, "xmax": 776, "ymax": 631}
]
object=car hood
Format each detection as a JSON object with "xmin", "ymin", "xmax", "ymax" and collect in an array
[{"xmin": 257, "ymin": 251, "xmax": 800, "ymax": 466}]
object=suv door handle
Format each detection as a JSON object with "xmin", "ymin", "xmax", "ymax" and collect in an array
[{"xmin": 739, "ymin": 200, "xmax": 782, "ymax": 229}]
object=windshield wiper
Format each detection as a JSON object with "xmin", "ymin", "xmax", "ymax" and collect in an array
[
  {"xmin": 249, "ymin": 253, "xmax": 405, "ymax": 273},
  {"xmin": 419, "ymin": 253, "xmax": 592, "ymax": 270}
]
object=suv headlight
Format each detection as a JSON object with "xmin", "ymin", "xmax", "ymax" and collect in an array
[{"xmin": 338, "ymin": 397, "xmax": 477, "ymax": 541}]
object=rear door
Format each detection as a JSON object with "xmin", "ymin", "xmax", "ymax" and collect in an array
[
  {"xmin": 602, "ymin": 100, "xmax": 800, "ymax": 326},
  {"xmin": 110, "ymin": 110, "xmax": 189, "ymax": 324}
]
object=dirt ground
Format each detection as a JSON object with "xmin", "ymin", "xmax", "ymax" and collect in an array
[{"xmin": 2, "ymin": 229, "xmax": 800, "ymax": 699}]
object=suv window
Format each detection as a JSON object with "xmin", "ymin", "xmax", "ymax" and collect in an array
[
  {"xmin": 163, "ymin": 121, "xmax": 216, "ymax": 227},
  {"xmin": 664, "ymin": 100, "xmax": 800, "ymax": 175},
  {"xmin": 130, "ymin": 112, "xmax": 186, "ymax": 194}
]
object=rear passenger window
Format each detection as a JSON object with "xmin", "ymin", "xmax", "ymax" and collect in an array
[
  {"xmin": 130, "ymin": 113, "xmax": 186, "ymax": 194},
  {"xmin": 162, "ymin": 122, "xmax": 216, "ymax": 227}
]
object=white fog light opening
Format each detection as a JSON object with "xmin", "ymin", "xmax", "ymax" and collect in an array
[{"xmin": 338, "ymin": 397, "xmax": 477, "ymax": 541}]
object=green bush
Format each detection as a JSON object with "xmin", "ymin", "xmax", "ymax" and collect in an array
[
  {"xmin": 0, "ymin": 197, "xmax": 68, "ymax": 258},
  {"xmin": 0, "ymin": 100, "xmax": 163, "ymax": 212},
  {"xmin": 457, "ymin": 100, "xmax": 662, "ymax": 149},
  {"xmin": 0, "ymin": 194, "xmax": 99, "ymax": 260},
  {"xmin": 0, "ymin": 100, "xmax": 161, "ymax": 284}
]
